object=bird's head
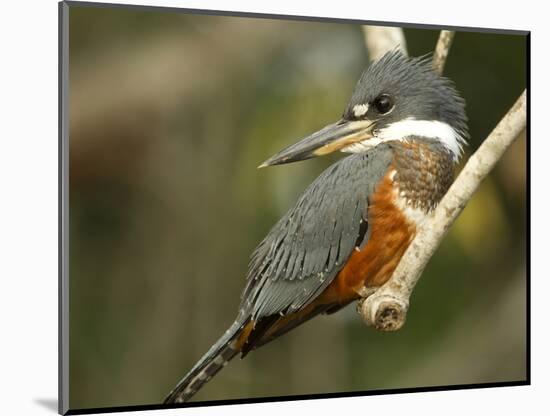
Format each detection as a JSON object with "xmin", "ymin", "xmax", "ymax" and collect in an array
[{"xmin": 259, "ymin": 50, "xmax": 468, "ymax": 168}]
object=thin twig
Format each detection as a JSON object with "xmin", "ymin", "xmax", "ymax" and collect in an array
[
  {"xmin": 432, "ymin": 30, "xmax": 455, "ymax": 75},
  {"xmin": 358, "ymin": 90, "xmax": 527, "ymax": 330},
  {"xmin": 357, "ymin": 27, "xmax": 526, "ymax": 331},
  {"xmin": 362, "ymin": 26, "xmax": 408, "ymax": 61}
]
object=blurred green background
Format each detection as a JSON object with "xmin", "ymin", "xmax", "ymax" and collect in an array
[{"xmin": 68, "ymin": 4, "xmax": 527, "ymax": 410}]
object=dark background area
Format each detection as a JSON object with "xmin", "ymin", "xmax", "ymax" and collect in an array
[{"xmin": 68, "ymin": 4, "xmax": 527, "ymax": 410}]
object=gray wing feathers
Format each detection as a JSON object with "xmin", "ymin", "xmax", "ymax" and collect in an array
[{"xmin": 241, "ymin": 145, "xmax": 393, "ymax": 320}]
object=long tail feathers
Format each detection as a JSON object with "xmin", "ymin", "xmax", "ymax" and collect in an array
[{"xmin": 164, "ymin": 320, "xmax": 246, "ymax": 404}]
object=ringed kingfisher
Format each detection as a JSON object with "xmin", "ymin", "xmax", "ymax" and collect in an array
[{"xmin": 165, "ymin": 50, "xmax": 468, "ymax": 404}]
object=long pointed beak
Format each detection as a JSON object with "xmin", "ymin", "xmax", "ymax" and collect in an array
[{"xmin": 258, "ymin": 119, "xmax": 375, "ymax": 168}]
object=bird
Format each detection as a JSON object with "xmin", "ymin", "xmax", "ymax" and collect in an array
[{"xmin": 164, "ymin": 50, "xmax": 468, "ymax": 404}]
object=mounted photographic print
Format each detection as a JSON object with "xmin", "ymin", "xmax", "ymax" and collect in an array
[{"xmin": 59, "ymin": 1, "xmax": 529, "ymax": 414}]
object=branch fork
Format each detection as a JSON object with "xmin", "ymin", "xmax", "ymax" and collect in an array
[{"xmin": 359, "ymin": 27, "xmax": 527, "ymax": 331}]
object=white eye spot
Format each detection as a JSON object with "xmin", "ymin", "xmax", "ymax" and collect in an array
[{"xmin": 353, "ymin": 104, "xmax": 369, "ymax": 118}]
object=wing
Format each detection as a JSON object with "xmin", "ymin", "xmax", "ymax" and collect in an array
[{"xmin": 240, "ymin": 144, "xmax": 393, "ymax": 320}]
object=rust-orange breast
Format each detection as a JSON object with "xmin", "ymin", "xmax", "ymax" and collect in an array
[{"xmin": 317, "ymin": 166, "xmax": 418, "ymax": 305}]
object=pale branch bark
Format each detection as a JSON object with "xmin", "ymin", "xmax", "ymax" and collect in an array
[
  {"xmin": 358, "ymin": 90, "xmax": 527, "ymax": 331},
  {"xmin": 432, "ymin": 30, "xmax": 455, "ymax": 75},
  {"xmin": 362, "ymin": 26, "xmax": 408, "ymax": 61},
  {"xmin": 357, "ymin": 28, "xmax": 527, "ymax": 331}
]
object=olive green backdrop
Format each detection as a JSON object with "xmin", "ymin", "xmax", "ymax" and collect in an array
[{"xmin": 68, "ymin": 4, "xmax": 527, "ymax": 410}]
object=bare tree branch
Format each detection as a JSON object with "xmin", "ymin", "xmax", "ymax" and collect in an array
[
  {"xmin": 357, "ymin": 27, "xmax": 527, "ymax": 331},
  {"xmin": 432, "ymin": 30, "xmax": 455, "ymax": 75},
  {"xmin": 358, "ymin": 90, "xmax": 527, "ymax": 331},
  {"xmin": 362, "ymin": 26, "xmax": 408, "ymax": 60}
]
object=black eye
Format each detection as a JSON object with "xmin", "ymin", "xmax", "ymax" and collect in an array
[{"xmin": 373, "ymin": 94, "xmax": 394, "ymax": 114}]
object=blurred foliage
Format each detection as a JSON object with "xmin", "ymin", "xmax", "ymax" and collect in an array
[{"xmin": 67, "ymin": 4, "xmax": 527, "ymax": 410}]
